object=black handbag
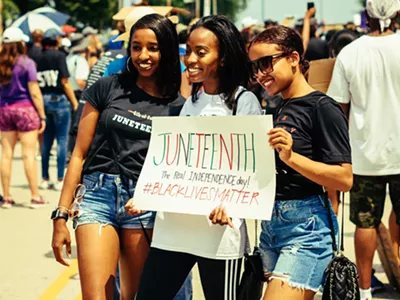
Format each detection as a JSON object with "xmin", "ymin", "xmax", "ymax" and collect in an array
[
  {"xmin": 238, "ymin": 220, "xmax": 267, "ymax": 300},
  {"xmin": 322, "ymin": 193, "xmax": 360, "ymax": 300}
]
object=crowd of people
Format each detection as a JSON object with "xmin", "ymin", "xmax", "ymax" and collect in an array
[{"xmin": 1, "ymin": 0, "xmax": 400, "ymax": 299}]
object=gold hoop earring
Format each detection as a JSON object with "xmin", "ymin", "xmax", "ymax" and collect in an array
[{"xmin": 126, "ymin": 57, "xmax": 132, "ymax": 73}]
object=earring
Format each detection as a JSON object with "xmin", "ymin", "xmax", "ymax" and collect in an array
[{"xmin": 126, "ymin": 57, "xmax": 132, "ymax": 73}]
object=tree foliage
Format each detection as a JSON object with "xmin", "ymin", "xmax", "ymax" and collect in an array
[
  {"xmin": 3, "ymin": 0, "xmax": 21, "ymax": 23},
  {"xmin": 57, "ymin": 0, "xmax": 119, "ymax": 28}
]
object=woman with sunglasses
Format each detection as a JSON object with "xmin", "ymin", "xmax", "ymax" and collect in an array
[
  {"xmin": 50, "ymin": 14, "xmax": 186, "ymax": 299},
  {"xmin": 132, "ymin": 15, "xmax": 262, "ymax": 300},
  {"xmin": 248, "ymin": 26, "xmax": 353, "ymax": 300}
]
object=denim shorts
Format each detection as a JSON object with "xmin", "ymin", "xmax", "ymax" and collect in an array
[
  {"xmin": 259, "ymin": 195, "xmax": 339, "ymax": 292},
  {"xmin": 73, "ymin": 172, "xmax": 155, "ymax": 230}
]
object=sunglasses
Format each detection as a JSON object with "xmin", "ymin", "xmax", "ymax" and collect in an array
[
  {"xmin": 69, "ymin": 184, "xmax": 87, "ymax": 220},
  {"xmin": 250, "ymin": 53, "xmax": 289, "ymax": 76}
]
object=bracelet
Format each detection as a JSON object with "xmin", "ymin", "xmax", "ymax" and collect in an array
[
  {"xmin": 57, "ymin": 205, "xmax": 70, "ymax": 212},
  {"xmin": 40, "ymin": 117, "xmax": 46, "ymax": 121}
]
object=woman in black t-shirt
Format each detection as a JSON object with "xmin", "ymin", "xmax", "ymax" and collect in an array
[
  {"xmin": 248, "ymin": 26, "xmax": 353, "ymax": 300},
  {"xmin": 51, "ymin": 14, "xmax": 184, "ymax": 299}
]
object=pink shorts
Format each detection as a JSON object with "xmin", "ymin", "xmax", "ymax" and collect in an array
[{"xmin": 0, "ymin": 101, "xmax": 40, "ymax": 132}]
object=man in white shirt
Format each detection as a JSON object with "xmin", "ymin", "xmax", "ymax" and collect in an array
[
  {"xmin": 328, "ymin": 1, "xmax": 400, "ymax": 299},
  {"xmin": 66, "ymin": 34, "xmax": 90, "ymax": 96}
]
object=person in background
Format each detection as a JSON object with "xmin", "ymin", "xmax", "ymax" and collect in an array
[
  {"xmin": 28, "ymin": 29, "xmax": 45, "ymax": 159},
  {"xmin": 328, "ymin": 1, "xmax": 400, "ymax": 299},
  {"xmin": 67, "ymin": 35, "xmax": 90, "ymax": 99},
  {"xmin": 264, "ymin": 19, "xmax": 278, "ymax": 29},
  {"xmin": 248, "ymin": 25, "xmax": 352, "ymax": 300},
  {"xmin": 0, "ymin": 28, "xmax": 46, "ymax": 208},
  {"xmin": 108, "ymin": 20, "xmax": 125, "ymax": 51},
  {"xmin": 37, "ymin": 28, "xmax": 78, "ymax": 191},
  {"xmin": 66, "ymin": 35, "xmax": 91, "ymax": 157},
  {"xmin": 28, "ymin": 29, "xmax": 44, "ymax": 64},
  {"xmin": 51, "ymin": 14, "xmax": 186, "ymax": 299},
  {"xmin": 135, "ymin": 15, "xmax": 262, "ymax": 300},
  {"xmin": 299, "ymin": 7, "xmax": 329, "ymax": 61},
  {"xmin": 328, "ymin": 29, "xmax": 359, "ymax": 58},
  {"xmin": 82, "ymin": 26, "xmax": 103, "ymax": 69}
]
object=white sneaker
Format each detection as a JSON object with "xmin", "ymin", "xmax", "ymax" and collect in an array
[
  {"xmin": 39, "ymin": 180, "xmax": 53, "ymax": 190},
  {"xmin": 54, "ymin": 181, "xmax": 64, "ymax": 191}
]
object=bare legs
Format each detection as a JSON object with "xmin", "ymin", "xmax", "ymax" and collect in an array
[
  {"xmin": 1, "ymin": 130, "xmax": 40, "ymax": 200},
  {"xmin": 355, "ymin": 227, "xmax": 377, "ymax": 289}
]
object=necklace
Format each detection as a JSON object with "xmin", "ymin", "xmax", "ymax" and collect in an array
[{"xmin": 277, "ymin": 98, "xmax": 293, "ymax": 115}]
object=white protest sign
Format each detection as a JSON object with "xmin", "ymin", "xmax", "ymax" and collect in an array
[{"xmin": 135, "ymin": 115, "xmax": 276, "ymax": 220}]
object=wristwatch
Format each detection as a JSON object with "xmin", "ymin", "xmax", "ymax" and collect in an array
[{"xmin": 51, "ymin": 209, "xmax": 69, "ymax": 221}]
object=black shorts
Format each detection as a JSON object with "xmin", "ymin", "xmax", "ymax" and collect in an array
[{"xmin": 350, "ymin": 174, "xmax": 400, "ymax": 228}]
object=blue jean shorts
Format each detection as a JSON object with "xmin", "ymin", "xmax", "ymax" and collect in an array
[
  {"xmin": 259, "ymin": 195, "xmax": 339, "ymax": 292},
  {"xmin": 73, "ymin": 172, "xmax": 155, "ymax": 230}
]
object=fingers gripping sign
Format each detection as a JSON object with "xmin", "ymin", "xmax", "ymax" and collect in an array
[
  {"xmin": 268, "ymin": 128, "xmax": 293, "ymax": 162},
  {"xmin": 125, "ymin": 197, "xmax": 147, "ymax": 216},
  {"xmin": 209, "ymin": 204, "xmax": 234, "ymax": 228}
]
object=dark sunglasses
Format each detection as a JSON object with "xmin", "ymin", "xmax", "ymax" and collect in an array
[{"xmin": 250, "ymin": 53, "xmax": 289, "ymax": 75}]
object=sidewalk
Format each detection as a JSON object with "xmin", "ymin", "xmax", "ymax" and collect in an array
[{"xmin": 0, "ymin": 144, "xmax": 399, "ymax": 299}]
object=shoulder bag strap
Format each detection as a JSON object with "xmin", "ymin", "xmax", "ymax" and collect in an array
[
  {"xmin": 232, "ymin": 88, "xmax": 247, "ymax": 116},
  {"xmin": 322, "ymin": 192, "xmax": 338, "ymax": 255},
  {"xmin": 340, "ymin": 192, "xmax": 345, "ymax": 252}
]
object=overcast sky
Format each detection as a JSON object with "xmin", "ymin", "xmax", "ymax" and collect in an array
[{"xmin": 236, "ymin": 0, "xmax": 363, "ymax": 28}]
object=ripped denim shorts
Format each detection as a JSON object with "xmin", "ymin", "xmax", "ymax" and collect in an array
[
  {"xmin": 259, "ymin": 194, "xmax": 339, "ymax": 292},
  {"xmin": 72, "ymin": 172, "xmax": 155, "ymax": 230}
]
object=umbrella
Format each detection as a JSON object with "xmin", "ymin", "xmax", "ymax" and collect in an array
[
  {"xmin": 10, "ymin": 7, "xmax": 70, "ymax": 40},
  {"xmin": 31, "ymin": 7, "xmax": 70, "ymax": 26}
]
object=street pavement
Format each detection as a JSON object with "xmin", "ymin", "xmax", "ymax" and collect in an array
[{"xmin": 0, "ymin": 144, "xmax": 399, "ymax": 300}]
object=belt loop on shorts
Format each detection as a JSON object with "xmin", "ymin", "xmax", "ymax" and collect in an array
[{"xmin": 98, "ymin": 173, "xmax": 104, "ymax": 188}]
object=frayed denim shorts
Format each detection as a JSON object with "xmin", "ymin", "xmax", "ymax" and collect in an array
[
  {"xmin": 259, "ymin": 194, "xmax": 339, "ymax": 292},
  {"xmin": 72, "ymin": 172, "xmax": 155, "ymax": 230}
]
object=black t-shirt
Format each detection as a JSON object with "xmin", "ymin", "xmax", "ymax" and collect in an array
[
  {"xmin": 305, "ymin": 37, "xmax": 329, "ymax": 61},
  {"xmin": 82, "ymin": 75, "xmax": 185, "ymax": 180},
  {"xmin": 37, "ymin": 49, "xmax": 69, "ymax": 95},
  {"xmin": 274, "ymin": 91, "xmax": 351, "ymax": 200},
  {"xmin": 27, "ymin": 45, "xmax": 42, "ymax": 65},
  {"xmin": 70, "ymin": 49, "xmax": 127, "ymax": 136}
]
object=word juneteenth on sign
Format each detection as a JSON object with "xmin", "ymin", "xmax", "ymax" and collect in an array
[{"xmin": 153, "ymin": 132, "xmax": 256, "ymax": 172}]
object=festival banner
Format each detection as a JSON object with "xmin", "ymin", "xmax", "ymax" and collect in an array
[{"xmin": 134, "ymin": 116, "xmax": 276, "ymax": 220}]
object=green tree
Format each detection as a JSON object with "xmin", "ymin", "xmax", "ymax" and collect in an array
[
  {"xmin": 3, "ymin": 0, "xmax": 21, "ymax": 22},
  {"xmin": 57, "ymin": 0, "xmax": 118, "ymax": 28}
]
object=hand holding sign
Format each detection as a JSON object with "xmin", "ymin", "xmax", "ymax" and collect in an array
[
  {"xmin": 268, "ymin": 128, "xmax": 293, "ymax": 162},
  {"xmin": 209, "ymin": 205, "xmax": 234, "ymax": 228},
  {"xmin": 125, "ymin": 198, "xmax": 146, "ymax": 216}
]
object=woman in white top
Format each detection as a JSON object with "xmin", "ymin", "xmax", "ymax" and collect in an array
[{"xmin": 131, "ymin": 15, "xmax": 262, "ymax": 300}]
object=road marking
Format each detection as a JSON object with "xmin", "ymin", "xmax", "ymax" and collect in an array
[
  {"xmin": 74, "ymin": 294, "xmax": 82, "ymax": 300},
  {"xmin": 39, "ymin": 259, "xmax": 79, "ymax": 300}
]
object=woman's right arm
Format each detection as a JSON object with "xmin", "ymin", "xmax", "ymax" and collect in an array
[
  {"xmin": 57, "ymin": 102, "xmax": 100, "ymax": 208},
  {"xmin": 52, "ymin": 102, "xmax": 99, "ymax": 266}
]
